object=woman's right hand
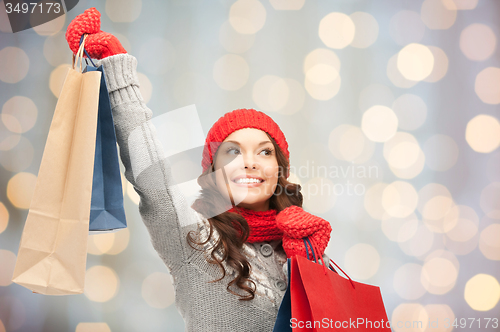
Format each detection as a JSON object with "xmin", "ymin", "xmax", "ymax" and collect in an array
[{"xmin": 65, "ymin": 7, "xmax": 127, "ymax": 60}]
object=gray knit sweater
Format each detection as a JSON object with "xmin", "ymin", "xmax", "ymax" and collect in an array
[{"xmin": 96, "ymin": 53, "xmax": 328, "ymax": 332}]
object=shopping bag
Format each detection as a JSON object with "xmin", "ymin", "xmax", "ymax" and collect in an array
[
  {"xmin": 273, "ymin": 258, "xmax": 292, "ymax": 332},
  {"xmin": 80, "ymin": 39, "xmax": 127, "ymax": 233},
  {"xmin": 273, "ymin": 239, "xmax": 337, "ymax": 332},
  {"xmin": 290, "ymin": 238, "xmax": 391, "ymax": 331},
  {"xmin": 11, "ymin": 36, "xmax": 101, "ymax": 295}
]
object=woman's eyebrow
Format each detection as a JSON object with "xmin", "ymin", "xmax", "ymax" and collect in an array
[{"xmin": 224, "ymin": 140, "xmax": 272, "ymax": 146}]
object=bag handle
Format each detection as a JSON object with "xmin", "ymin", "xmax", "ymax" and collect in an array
[
  {"xmin": 72, "ymin": 34, "xmax": 87, "ymax": 72},
  {"xmin": 78, "ymin": 34, "xmax": 96, "ymax": 67},
  {"xmin": 304, "ymin": 236, "xmax": 356, "ymax": 289}
]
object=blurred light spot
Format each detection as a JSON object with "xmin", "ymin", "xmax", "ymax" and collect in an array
[
  {"xmin": 393, "ymin": 263, "xmax": 426, "ymax": 300},
  {"xmin": 107, "ymin": 228, "xmax": 130, "ymax": 255},
  {"xmin": 364, "ymin": 183, "xmax": 389, "ymax": 220},
  {"xmin": 382, "ymin": 214, "xmax": 419, "ymax": 242},
  {"xmin": 213, "ymin": 54, "xmax": 249, "ymax": 91},
  {"xmin": 475, "ymin": 67, "xmax": 500, "ymax": 105},
  {"xmin": 304, "ymin": 48, "xmax": 340, "ymax": 74},
  {"xmin": 0, "ymin": 202, "xmax": 8, "ymax": 234},
  {"xmin": 302, "ymin": 177, "xmax": 336, "ymax": 214},
  {"xmin": 229, "ymin": 0, "xmax": 267, "ymax": 34},
  {"xmin": 305, "ymin": 63, "xmax": 339, "ymax": 85},
  {"xmin": 2, "ymin": 96, "xmax": 37, "ymax": 134},
  {"xmin": 0, "ymin": 296, "xmax": 25, "ymax": 330},
  {"xmin": 142, "ymin": 272, "xmax": 176, "ymax": 308},
  {"xmin": 0, "ymin": 1, "xmax": 13, "ymax": 33},
  {"xmin": 7, "ymin": 172, "xmax": 37, "ymax": 209},
  {"xmin": 339, "ymin": 125, "xmax": 374, "ymax": 163},
  {"xmin": 398, "ymin": 221, "xmax": 434, "ymax": 257},
  {"xmin": 422, "ymin": 195, "xmax": 454, "ymax": 221},
  {"xmin": 94, "ymin": 233, "xmax": 115, "ymax": 254},
  {"xmin": 113, "ymin": 33, "xmax": 132, "ymax": 53},
  {"xmin": 423, "ymin": 202, "xmax": 459, "ymax": 234},
  {"xmin": 0, "ymin": 250, "xmax": 16, "ymax": 286},
  {"xmin": 418, "ymin": 183, "xmax": 452, "ymax": 214},
  {"xmin": 349, "ymin": 12, "xmax": 378, "ymax": 48},
  {"xmin": 278, "ymin": 78, "xmax": 305, "ymax": 115},
  {"xmin": 382, "ymin": 181, "xmax": 418, "ymax": 218},
  {"xmin": 384, "ymin": 132, "xmax": 425, "ymax": 179},
  {"xmin": 219, "ymin": 21, "xmax": 255, "ymax": 53},
  {"xmin": 443, "ymin": 230, "xmax": 478, "ymax": 255},
  {"xmin": 75, "ymin": 323, "xmax": 111, "ymax": 332},
  {"xmin": 84, "ymin": 265, "xmax": 119, "ymax": 302},
  {"xmin": 137, "ymin": 72, "xmax": 152, "ymax": 103},
  {"xmin": 362, "ymin": 106, "xmax": 398, "ymax": 143},
  {"xmin": 464, "ymin": 274, "xmax": 500, "ymax": 311},
  {"xmin": 387, "ymin": 53, "xmax": 418, "ymax": 88},
  {"xmin": 138, "ymin": 38, "xmax": 175, "ymax": 75},
  {"xmin": 87, "ymin": 235, "xmax": 104, "ymax": 256},
  {"xmin": 105, "ymin": 0, "xmax": 142, "ymax": 22},
  {"xmin": 32, "ymin": 11, "xmax": 65, "ymax": 36},
  {"xmin": 397, "ymin": 43, "xmax": 434, "ymax": 81},
  {"xmin": 0, "ymin": 136, "xmax": 34, "ymax": 172},
  {"xmin": 43, "ymin": 32, "xmax": 70, "ymax": 67},
  {"xmin": 318, "ymin": 12, "xmax": 355, "ymax": 49},
  {"xmin": 389, "ymin": 10, "xmax": 425, "ymax": 46},
  {"xmin": 391, "ymin": 303, "xmax": 428, "ymax": 332},
  {"xmin": 421, "ymin": 257, "xmax": 458, "ymax": 294},
  {"xmin": 269, "ymin": 0, "xmax": 304, "ymax": 10},
  {"xmin": 344, "ymin": 243, "xmax": 379, "ymax": 280},
  {"xmin": 359, "ymin": 84, "xmax": 394, "ymax": 112},
  {"xmin": 173, "ymin": 72, "xmax": 209, "ymax": 106},
  {"xmin": 392, "ymin": 94, "xmax": 427, "ymax": 131},
  {"xmin": 127, "ymin": 182, "xmax": 140, "ymax": 205},
  {"xmin": 421, "ymin": 0, "xmax": 457, "ymax": 30},
  {"xmin": 423, "ymin": 304, "xmax": 455, "ymax": 332},
  {"xmin": 448, "ymin": 0, "xmax": 478, "ymax": 10},
  {"xmin": 304, "ymin": 73, "xmax": 341, "ymax": 101},
  {"xmin": 423, "ymin": 135, "xmax": 459, "ymax": 171},
  {"xmin": 460, "ymin": 24, "xmax": 496, "ymax": 61},
  {"xmin": 445, "ymin": 205, "xmax": 479, "ymax": 242},
  {"xmin": 423, "ymin": 46, "xmax": 449, "ymax": 82},
  {"xmin": 0, "ymin": 47, "xmax": 29, "ymax": 84},
  {"xmin": 49, "ymin": 64, "xmax": 71, "ymax": 98},
  {"xmin": 479, "ymin": 223, "xmax": 500, "ymax": 260},
  {"xmin": 329, "ymin": 124, "xmax": 375, "ymax": 163},
  {"xmin": 466, "ymin": 114, "xmax": 500, "ymax": 152},
  {"xmin": 0, "ymin": 130, "xmax": 20, "ymax": 151},
  {"xmin": 253, "ymin": 75, "xmax": 289, "ymax": 112}
]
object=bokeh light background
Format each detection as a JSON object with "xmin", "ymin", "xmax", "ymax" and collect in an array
[{"xmin": 1, "ymin": 0, "xmax": 500, "ymax": 331}]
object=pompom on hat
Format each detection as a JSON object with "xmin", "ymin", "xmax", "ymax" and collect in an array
[{"xmin": 201, "ymin": 108, "xmax": 290, "ymax": 178}]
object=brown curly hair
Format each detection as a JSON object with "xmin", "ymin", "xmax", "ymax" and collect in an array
[{"xmin": 188, "ymin": 132, "xmax": 303, "ymax": 301}]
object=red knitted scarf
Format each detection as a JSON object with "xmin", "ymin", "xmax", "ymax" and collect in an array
[{"xmin": 228, "ymin": 206, "xmax": 283, "ymax": 243}]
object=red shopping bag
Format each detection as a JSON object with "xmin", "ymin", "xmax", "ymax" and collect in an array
[{"xmin": 290, "ymin": 238, "xmax": 391, "ymax": 331}]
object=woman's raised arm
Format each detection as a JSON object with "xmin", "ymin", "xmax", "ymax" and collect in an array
[{"xmin": 66, "ymin": 8, "xmax": 203, "ymax": 274}]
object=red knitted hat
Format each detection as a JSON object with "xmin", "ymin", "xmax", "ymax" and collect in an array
[{"xmin": 202, "ymin": 108, "xmax": 290, "ymax": 178}]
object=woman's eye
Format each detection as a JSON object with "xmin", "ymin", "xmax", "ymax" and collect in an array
[
  {"xmin": 260, "ymin": 148, "xmax": 274, "ymax": 156},
  {"xmin": 227, "ymin": 147, "xmax": 240, "ymax": 155}
]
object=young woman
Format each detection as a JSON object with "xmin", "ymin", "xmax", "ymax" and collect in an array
[{"xmin": 66, "ymin": 8, "xmax": 332, "ymax": 331}]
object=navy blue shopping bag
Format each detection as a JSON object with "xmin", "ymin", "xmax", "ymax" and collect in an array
[
  {"xmin": 81, "ymin": 37, "xmax": 127, "ymax": 233},
  {"xmin": 273, "ymin": 238, "xmax": 337, "ymax": 332},
  {"xmin": 273, "ymin": 258, "xmax": 292, "ymax": 332}
]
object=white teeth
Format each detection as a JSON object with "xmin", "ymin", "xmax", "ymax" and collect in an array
[{"xmin": 235, "ymin": 178, "xmax": 262, "ymax": 184}]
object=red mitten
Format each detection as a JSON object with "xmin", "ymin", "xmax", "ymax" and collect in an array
[
  {"xmin": 65, "ymin": 7, "xmax": 101, "ymax": 54},
  {"xmin": 65, "ymin": 7, "xmax": 127, "ymax": 59},
  {"xmin": 276, "ymin": 205, "xmax": 332, "ymax": 259}
]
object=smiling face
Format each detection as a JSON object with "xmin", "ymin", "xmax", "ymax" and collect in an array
[{"xmin": 213, "ymin": 128, "xmax": 280, "ymax": 212}]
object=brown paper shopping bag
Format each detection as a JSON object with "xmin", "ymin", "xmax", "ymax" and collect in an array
[{"xmin": 11, "ymin": 36, "xmax": 101, "ymax": 295}]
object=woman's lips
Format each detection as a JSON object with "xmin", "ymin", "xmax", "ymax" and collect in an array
[{"xmin": 232, "ymin": 179, "xmax": 265, "ymax": 187}]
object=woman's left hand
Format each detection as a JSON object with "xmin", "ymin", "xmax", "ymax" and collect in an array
[{"xmin": 276, "ymin": 205, "xmax": 332, "ymax": 259}]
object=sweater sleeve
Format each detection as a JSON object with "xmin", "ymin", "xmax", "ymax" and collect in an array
[{"xmin": 95, "ymin": 53, "xmax": 201, "ymax": 273}]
